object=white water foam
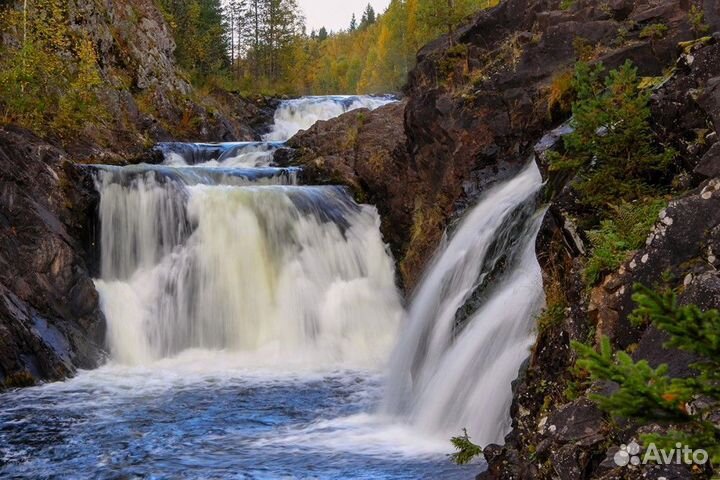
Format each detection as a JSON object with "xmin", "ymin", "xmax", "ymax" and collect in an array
[
  {"xmin": 382, "ymin": 162, "xmax": 546, "ymax": 446},
  {"xmin": 263, "ymin": 95, "xmax": 396, "ymax": 142},
  {"xmin": 163, "ymin": 142, "xmax": 281, "ymax": 168},
  {"xmin": 91, "ymin": 98, "xmax": 545, "ymax": 461},
  {"xmin": 95, "ymin": 183, "xmax": 403, "ymax": 368}
]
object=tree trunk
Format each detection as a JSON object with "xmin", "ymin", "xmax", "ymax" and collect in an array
[{"xmin": 447, "ymin": 0, "xmax": 455, "ymax": 47}]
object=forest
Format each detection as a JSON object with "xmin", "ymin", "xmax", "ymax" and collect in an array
[
  {"xmin": 160, "ymin": 0, "xmax": 499, "ymax": 94},
  {"xmin": 0, "ymin": 0, "xmax": 496, "ymax": 135}
]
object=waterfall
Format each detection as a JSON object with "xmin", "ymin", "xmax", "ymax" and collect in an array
[
  {"xmin": 92, "ymin": 96, "xmax": 403, "ymax": 368},
  {"xmin": 157, "ymin": 141, "xmax": 283, "ymax": 167},
  {"xmin": 1, "ymin": 91, "xmax": 564, "ymax": 478},
  {"xmin": 263, "ymin": 95, "xmax": 396, "ymax": 141},
  {"xmin": 95, "ymin": 184, "xmax": 401, "ymax": 366},
  {"xmin": 382, "ymin": 162, "xmax": 546, "ymax": 446},
  {"xmin": 90, "ymin": 95, "xmax": 545, "ymax": 450}
]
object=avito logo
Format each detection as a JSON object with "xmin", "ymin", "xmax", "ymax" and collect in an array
[{"xmin": 613, "ymin": 441, "xmax": 708, "ymax": 468}]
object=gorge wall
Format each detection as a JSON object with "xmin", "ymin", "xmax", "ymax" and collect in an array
[
  {"xmin": 2, "ymin": 0, "xmax": 720, "ymax": 477},
  {"xmin": 1, "ymin": 0, "xmax": 275, "ymax": 162}
]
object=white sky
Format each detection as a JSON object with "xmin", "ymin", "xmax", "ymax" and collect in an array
[{"xmin": 298, "ymin": 0, "xmax": 391, "ymax": 33}]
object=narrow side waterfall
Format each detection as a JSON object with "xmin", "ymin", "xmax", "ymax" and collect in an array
[
  {"xmin": 263, "ymin": 95, "xmax": 396, "ymax": 141},
  {"xmin": 383, "ymin": 162, "xmax": 546, "ymax": 446}
]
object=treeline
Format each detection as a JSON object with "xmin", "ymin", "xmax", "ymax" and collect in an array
[
  {"xmin": 162, "ymin": 0, "xmax": 499, "ymax": 94},
  {"xmin": 0, "ymin": 0, "xmax": 499, "ymax": 134}
]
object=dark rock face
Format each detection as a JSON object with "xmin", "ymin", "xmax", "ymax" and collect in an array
[
  {"xmin": 0, "ymin": 126, "xmax": 105, "ymax": 388},
  {"xmin": 480, "ymin": 30, "xmax": 720, "ymax": 480},
  {"xmin": 286, "ymin": 0, "xmax": 719, "ymax": 291}
]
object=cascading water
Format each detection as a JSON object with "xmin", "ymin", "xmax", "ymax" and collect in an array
[
  {"xmin": 95, "ymin": 182, "xmax": 402, "ymax": 366},
  {"xmin": 382, "ymin": 162, "xmax": 546, "ymax": 446},
  {"xmin": 158, "ymin": 141, "xmax": 284, "ymax": 167},
  {"xmin": 93, "ymin": 95, "xmax": 402, "ymax": 368},
  {"xmin": 0, "ymin": 95, "xmax": 546, "ymax": 479},
  {"xmin": 263, "ymin": 95, "xmax": 396, "ymax": 141}
]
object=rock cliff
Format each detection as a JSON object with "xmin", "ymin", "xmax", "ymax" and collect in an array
[
  {"xmin": 2, "ymin": 0, "xmax": 275, "ymax": 162},
  {"xmin": 0, "ymin": 0, "xmax": 276, "ymax": 387},
  {"xmin": 0, "ymin": 126, "xmax": 104, "ymax": 388}
]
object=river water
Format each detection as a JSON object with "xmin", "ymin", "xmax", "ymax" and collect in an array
[{"xmin": 0, "ymin": 97, "xmax": 479, "ymax": 479}]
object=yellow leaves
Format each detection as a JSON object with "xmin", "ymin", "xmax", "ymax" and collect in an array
[
  {"xmin": 662, "ymin": 392, "xmax": 679, "ymax": 403},
  {"xmin": 0, "ymin": 0, "xmax": 107, "ymax": 137},
  {"xmin": 547, "ymin": 70, "xmax": 575, "ymax": 117},
  {"xmin": 660, "ymin": 392, "xmax": 689, "ymax": 415},
  {"xmin": 277, "ymin": 0, "xmax": 498, "ymax": 95}
]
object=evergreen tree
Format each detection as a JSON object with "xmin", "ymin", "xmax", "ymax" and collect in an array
[
  {"xmin": 212, "ymin": 0, "xmax": 498, "ymax": 94},
  {"xmin": 360, "ymin": 4, "xmax": 376, "ymax": 29},
  {"xmin": 548, "ymin": 60, "xmax": 676, "ymax": 209},
  {"xmin": 574, "ymin": 285, "xmax": 720, "ymax": 466},
  {"xmin": 416, "ymin": 0, "xmax": 488, "ymax": 43},
  {"xmin": 158, "ymin": 0, "xmax": 230, "ymax": 76}
]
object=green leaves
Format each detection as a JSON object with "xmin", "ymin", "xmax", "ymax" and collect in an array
[
  {"xmin": 158, "ymin": 0, "xmax": 230, "ymax": 76},
  {"xmin": 631, "ymin": 285, "xmax": 720, "ymax": 361},
  {"xmin": 574, "ymin": 285, "xmax": 720, "ymax": 466},
  {"xmin": 584, "ymin": 200, "xmax": 666, "ymax": 286},
  {"xmin": 0, "ymin": 2, "xmax": 106, "ymax": 135},
  {"xmin": 450, "ymin": 429, "xmax": 483, "ymax": 465},
  {"xmin": 550, "ymin": 60, "xmax": 676, "ymax": 209},
  {"xmin": 574, "ymin": 337, "xmax": 692, "ymax": 422}
]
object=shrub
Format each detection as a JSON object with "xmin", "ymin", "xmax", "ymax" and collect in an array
[
  {"xmin": 574, "ymin": 285, "xmax": 720, "ymax": 466},
  {"xmin": 450, "ymin": 429, "xmax": 483, "ymax": 464},
  {"xmin": 549, "ymin": 60, "xmax": 676, "ymax": 210},
  {"xmin": 639, "ymin": 23, "xmax": 669, "ymax": 40},
  {"xmin": 584, "ymin": 199, "xmax": 666, "ymax": 286},
  {"xmin": 0, "ymin": 2, "xmax": 107, "ymax": 136},
  {"xmin": 547, "ymin": 70, "xmax": 575, "ymax": 118},
  {"xmin": 689, "ymin": 4, "xmax": 710, "ymax": 38}
]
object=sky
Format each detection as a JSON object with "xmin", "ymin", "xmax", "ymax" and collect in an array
[{"xmin": 298, "ymin": 0, "xmax": 391, "ymax": 33}]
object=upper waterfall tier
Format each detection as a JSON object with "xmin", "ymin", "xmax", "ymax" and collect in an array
[
  {"xmin": 92, "ymin": 164, "xmax": 300, "ymax": 187},
  {"xmin": 156, "ymin": 141, "xmax": 283, "ymax": 168},
  {"xmin": 263, "ymin": 95, "xmax": 396, "ymax": 142},
  {"xmin": 151, "ymin": 96, "xmax": 395, "ymax": 168}
]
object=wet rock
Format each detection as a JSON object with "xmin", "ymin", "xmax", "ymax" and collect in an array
[{"xmin": 0, "ymin": 127, "xmax": 105, "ymax": 388}]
